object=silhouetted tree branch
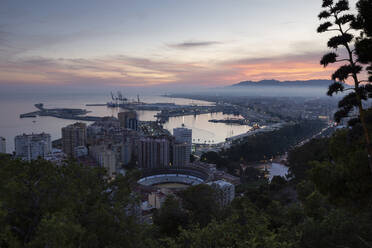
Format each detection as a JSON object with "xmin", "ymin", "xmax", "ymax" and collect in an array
[{"xmin": 318, "ymin": 0, "xmax": 372, "ymax": 173}]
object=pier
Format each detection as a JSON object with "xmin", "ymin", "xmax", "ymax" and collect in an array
[{"xmin": 20, "ymin": 104, "xmax": 102, "ymax": 122}]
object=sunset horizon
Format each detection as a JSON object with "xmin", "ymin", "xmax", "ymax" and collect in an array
[{"xmin": 0, "ymin": 0, "xmax": 355, "ymax": 88}]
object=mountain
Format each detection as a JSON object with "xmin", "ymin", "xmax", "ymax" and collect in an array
[{"xmin": 231, "ymin": 79, "xmax": 334, "ymax": 87}]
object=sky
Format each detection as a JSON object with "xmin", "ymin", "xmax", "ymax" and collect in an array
[{"xmin": 0, "ymin": 0, "xmax": 359, "ymax": 90}]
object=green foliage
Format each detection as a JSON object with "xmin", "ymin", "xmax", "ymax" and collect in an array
[
  {"xmin": 153, "ymin": 196, "xmax": 188, "ymax": 237},
  {"xmin": 301, "ymin": 209, "xmax": 372, "ymax": 248},
  {"xmin": 288, "ymin": 122, "xmax": 372, "ymax": 207},
  {"xmin": 224, "ymin": 120, "xmax": 327, "ymax": 163},
  {"xmin": 310, "ymin": 132, "xmax": 372, "ymax": 206},
  {"xmin": 201, "ymin": 151, "xmax": 239, "ymax": 174},
  {"xmin": 178, "ymin": 184, "xmax": 219, "ymax": 227},
  {"xmin": 163, "ymin": 198, "xmax": 292, "ymax": 248},
  {"xmin": 296, "ymin": 180, "xmax": 315, "ymax": 202},
  {"xmin": 287, "ymin": 138, "xmax": 330, "ymax": 181},
  {"xmin": 240, "ymin": 166, "xmax": 265, "ymax": 183},
  {"xmin": 0, "ymin": 156, "xmax": 144, "ymax": 247}
]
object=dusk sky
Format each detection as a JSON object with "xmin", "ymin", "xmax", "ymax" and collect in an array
[{"xmin": 0, "ymin": 0, "xmax": 358, "ymax": 89}]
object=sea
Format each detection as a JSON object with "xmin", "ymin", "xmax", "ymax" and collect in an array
[{"xmin": 0, "ymin": 92, "xmax": 252, "ymax": 153}]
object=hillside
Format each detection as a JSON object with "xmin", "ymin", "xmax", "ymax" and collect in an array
[{"xmin": 231, "ymin": 79, "xmax": 335, "ymax": 87}]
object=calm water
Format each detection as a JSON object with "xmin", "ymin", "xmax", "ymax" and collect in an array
[{"xmin": 0, "ymin": 93, "xmax": 251, "ymax": 153}]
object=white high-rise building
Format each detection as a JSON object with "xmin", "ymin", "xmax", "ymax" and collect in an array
[
  {"xmin": 173, "ymin": 127, "xmax": 192, "ymax": 165},
  {"xmin": 0, "ymin": 137, "xmax": 6, "ymax": 154},
  {"xmin": 15, "ymin": 133, "xmax": 52, "ymax": 161}
]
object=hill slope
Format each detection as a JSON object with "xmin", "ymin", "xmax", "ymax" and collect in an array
[{"xmin": 231, "ymin": 79, "xmax": 334, "ymax": 87}]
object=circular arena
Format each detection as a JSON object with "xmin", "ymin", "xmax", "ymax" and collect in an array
[{"xmin": 138, "ymin": 167, "xmax": 209, "ymax": 188}]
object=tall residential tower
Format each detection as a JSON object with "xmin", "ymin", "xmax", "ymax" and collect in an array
[
  {"xmin": 118, "ymin": 111, "xmax": 138, "ymax": 131},
  {"xmin": 62, "ymin": 122, "xmax": 87, "ymax": 157},
  {"xmin": 137, "ymin": 136, "xmax": 171, "ymax": 169},
  {"xmin": 173, "ymin": 127, "xmax": 192, "ymax": 166}
]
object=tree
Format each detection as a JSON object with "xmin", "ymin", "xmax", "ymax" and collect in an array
[
  {"xmin": 162, "ymin": 198, "xmax": 291, "ymax": 248},
  {"xmin": 353, "ymin": 0, "xmax": 372, "ymax": 82},
  {"xmin": 0, "ymin": 156, "xmax": 144, "ymax": 247},
  {"xmin": 178, "ymin": 184, "xmax": 219, "ymax": 227},
  {"xmin": 287, "ymin": 138, "xmax": 330, "ymax": 182},
  {"xmin": 153, "ymin": 196, "xmax": 189, "ymax": 237},
  {"xmin": 317, "ymin": 0, "xmax": 372, "ymax": 173}
]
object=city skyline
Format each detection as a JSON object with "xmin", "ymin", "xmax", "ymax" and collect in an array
[{"xmin": 0, "ymin": 0, "xmax": 358, "ymax": 90}]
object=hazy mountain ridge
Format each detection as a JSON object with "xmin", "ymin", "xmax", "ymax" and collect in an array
[{"xmin": 231, "ymin": 79, "xmax": 335, "ymax": 87}]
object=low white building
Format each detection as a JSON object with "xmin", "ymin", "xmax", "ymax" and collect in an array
[
  {"xmin": 207, "ymin": 180, "xmax": 235, "ymax": 207},
  {"xmin": 148, "ymin": 191, "xmax": 167, "ymax": 209},
  {"xmin": 74, "ymin": 146, "xmax": 88, "ymax": 158},
  {"xmin": 44, "ymin": 148, "xmax": 67, "ymax": 165}
]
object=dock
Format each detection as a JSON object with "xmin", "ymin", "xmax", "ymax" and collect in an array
[{"xmin": 20, "ymin": 103, "xmax": 103, "ymax": 122}]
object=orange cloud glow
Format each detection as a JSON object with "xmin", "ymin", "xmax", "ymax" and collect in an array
[{"xmin": 0, "ymin": 52, "xmax": 339, "ymax": 87}]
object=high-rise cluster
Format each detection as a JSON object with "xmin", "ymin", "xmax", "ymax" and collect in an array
[{"xmin": 12, "ymin": 110, "xmax": 194, "ymax": 179}]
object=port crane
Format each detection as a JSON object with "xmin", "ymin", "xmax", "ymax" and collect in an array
[{"xmin": 110, "ymin": 91, "xmax": 128, "ymax": 106}]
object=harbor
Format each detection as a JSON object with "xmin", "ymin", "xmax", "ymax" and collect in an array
[{"xmin": 11, "ymin": 93, "xmax": 253, "ymax": 152}]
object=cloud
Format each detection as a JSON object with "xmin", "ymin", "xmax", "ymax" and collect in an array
[
  {"xmin": 216, "ymin": 51, "xmax": 338, "ymax": 82},
  {"xmin": 168, "ymin": 40, "xmax": 222, "ymax": 49},
  {"xmin": 0, "ymin": 50, "xmax": 341, "ymax": 88},
  {"xmin": 0, "ymin": 55, "xmax": 207, "ymax": 86}
]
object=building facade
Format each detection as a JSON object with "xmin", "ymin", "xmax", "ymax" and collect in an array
[
  {"xmin": 90, "ymin": 144, "xmax": 117, "ymax": 177},
  {"xmin": 62, "ymin": 122, "xmax": 87, "ymax": 157},
  {"xmin": 137, "ymin": 136, "xmax": 171, "ymax": 169},
  {"xmin": 118, "ymin": 111, "xmax": 138, "ymax": 131},
  {"xmin": 173, "ymin": 127, "xmax": 192, "ymax": 165},
  {"xmin": 173, "ymin": 143, "xmax": 189, "ymax": 167},
  {"xmin": 14, "ymin": 133, "xmax": 51, "ymax": 161}
]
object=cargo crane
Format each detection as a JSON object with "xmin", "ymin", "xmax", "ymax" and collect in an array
[
  {"xmin": 110, "ymin": 92, "xmax": 118, "ymax": 106},
  {"xmin": 110, "ymin": 91, "xmax": 128, "ymax": 106}
]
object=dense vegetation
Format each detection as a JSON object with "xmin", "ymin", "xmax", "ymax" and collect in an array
[
  {"xmin": 0, "ymin": 156, "xmax": 145, "ymax": 248},
  {"xmin": 156, "ymin": 113, "xmax": 372, "ymax": 247},
  {"xmin": 318, "ymin": 0, "xmax": 372, "ymax": 171},
  {"xmin": 1, "ymin": 114, "xmax": 372, "ymax": 247},
  {"xmin": 224, "ymin": 120, "xmax": 327, "ymax": 162},
  {"xmin": 201, "ymin": 119, "xmax": 327, "ymax": 175}
]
